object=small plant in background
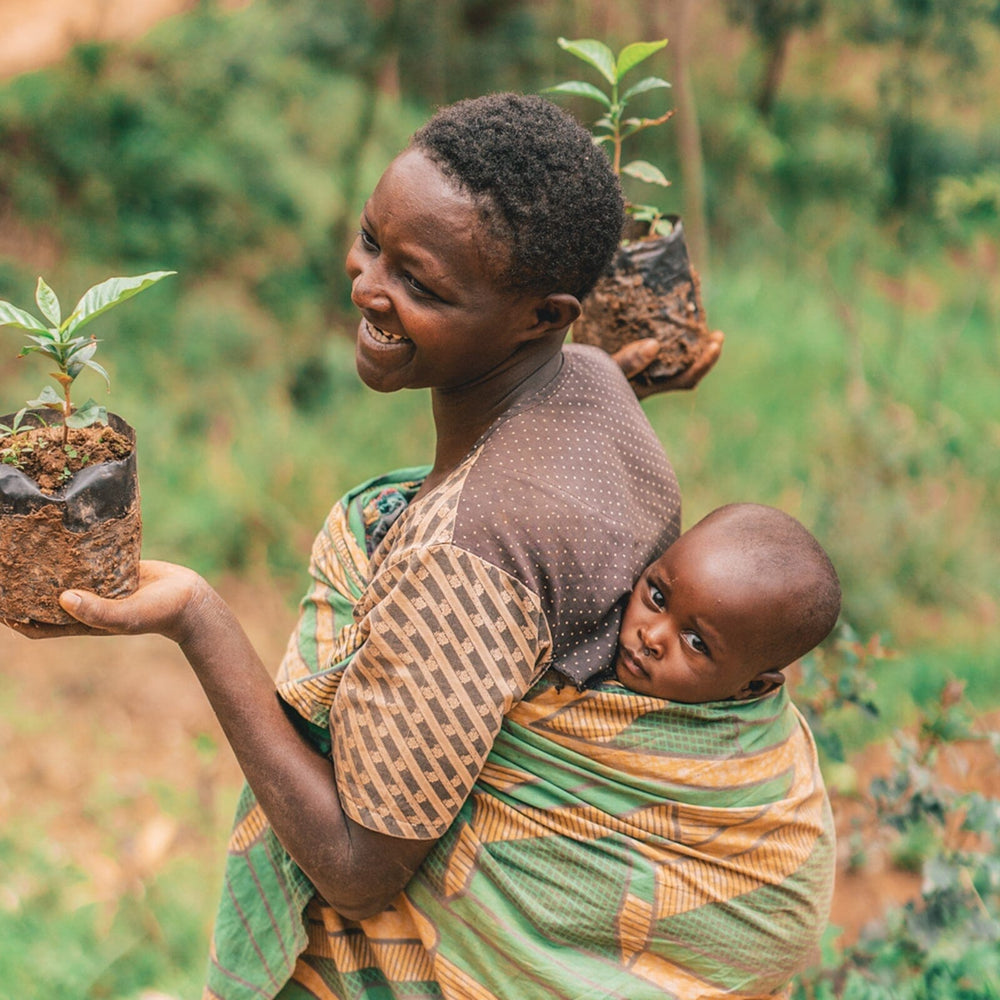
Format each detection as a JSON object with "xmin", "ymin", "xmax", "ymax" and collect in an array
[
  {"xmin": 546, "ymin": 37, "xmax": 675, "ymax": 234},
  {"xmin": 0, "ymin": 409, "xmax": 44, "ymax": 466},
  {"xmin": 793, "ymin": 679, "xmax": 1000, "ymax": 998},
  {"xmin": 0, "ymin": 271, "xmax": 175, "ymax": 444},
  {"xmin": 794, "ymin": 624, "xmax": 887, "ymax": 767}
]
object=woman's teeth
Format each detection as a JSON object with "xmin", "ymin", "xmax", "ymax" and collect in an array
[{"xmin": 367, "ymin": 320, "xmax": 408, "ymax": 344}]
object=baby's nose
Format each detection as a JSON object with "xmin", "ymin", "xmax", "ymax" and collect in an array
[{"xmin": 640, "ymin": 622, "xmax": 669, "ymax": 657}]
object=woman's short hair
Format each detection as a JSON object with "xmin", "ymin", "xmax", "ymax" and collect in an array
[{"xmin": 412, "ymin": 92, "xmax": 625, "ymax": 301}]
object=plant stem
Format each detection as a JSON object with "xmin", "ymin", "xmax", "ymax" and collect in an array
[{"xmin": 62, "ymin": 380, "xmax": 72, "ymax": 445}]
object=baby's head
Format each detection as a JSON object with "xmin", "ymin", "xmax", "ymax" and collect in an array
[
  {"xmin": 615, "ymin": 504, "xmax": 841, "ymax": 703},
  {"xmin": 410, "ymin": 92, "xmax": 625, "ymax": 299}
]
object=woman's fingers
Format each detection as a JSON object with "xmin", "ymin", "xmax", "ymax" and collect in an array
[
  {"xmin": 61, "ymin": 560, "xmax": 206, "ymax": 641},
  {"xmin": 1, "ymin": 616, "xmax": 107, "ymax": 640},
  {"xmin": 2, "ymin": 561, "xmax": 208, "ymax": 643},
  {"xmin": 662, "ymin": 330, "xmax": 725, "ymax": 391},
  {"xmin": 609, "ymin": 331, "xmax": 724, "ymax": 399},
  {"xmin": 610, "ymin": 338, "xmax": 661, "ymax": 380}
]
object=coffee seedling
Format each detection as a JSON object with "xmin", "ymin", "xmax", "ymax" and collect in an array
[
  {"xmin": 0, "ymin": 271, "xmax": 175, "ymax": 443},
  {"xmin": 546, "ymin": 37, "xmax": 675, "ymax": 233}
]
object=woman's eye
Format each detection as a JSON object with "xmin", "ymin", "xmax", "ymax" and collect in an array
[
  {"xmin": 404, "ymin": 273, "xmax": 434, "ymax": 297},
  {"xmin": 649, "ymin": 585, "xmax": 665, "ymax": 609},
  {"xmin": 358, "ymin": 227, "xmax": 378, "ymax": 252},
  {"xmin": 682, "ymin": 631, "xmax": 709, "ymax": 656}
]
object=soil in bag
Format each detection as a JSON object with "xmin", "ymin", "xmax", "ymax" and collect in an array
[
  {"xmin": 572, "ymin": 218, "xmax": 712, "ymax": 392},
  {"xmin": 0, "ymin": 412, "xmax": 141, "ymax": 625}
]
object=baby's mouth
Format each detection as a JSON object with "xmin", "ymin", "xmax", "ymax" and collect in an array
[
  {"xmin": 618, "ymin": 647, "xmax": 648, "ymax": 680},
  {"xmin": 365, "ymin": 318, "xmax": 410, "ymax": 344}
]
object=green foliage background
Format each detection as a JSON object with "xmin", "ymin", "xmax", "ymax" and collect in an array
[{"xmin": 0, "ymin": 0, "xmax": 997, "ymax": 996}]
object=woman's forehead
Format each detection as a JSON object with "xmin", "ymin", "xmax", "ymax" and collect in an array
[
  {"xmin": 369, "ymin": 149, "xmax": 510, "ymax": 285},
  {"xmin": 373, "ymin": 149, "xmax": 477, "ymax": 221}
]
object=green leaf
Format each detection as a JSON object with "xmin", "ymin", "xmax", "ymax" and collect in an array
[
  {"xmin": 66, "ymin": 339, "xmax": 100, "ymax": 380},
  {"xmin": 65, "ymin": 270, "xmax": 176, "ymax": 336},
  {"xmin": 66, "ymin": 399, "xmax": 107, "ymax": 429},
  {"xmin": 81, "ymin": 358, "xmax": 111, "ymax": 391},
  {"xmin": 629, "ymin": 204, "xmax": 662, "ymax": 221},
  {"xmin": 542, "ymin": 81, "xmax": 612, "ymax": 107},
  {"xmin": 20, "ymin": 333, "xmax": 60, "ymax": 356},
  {"xmin": 26, "ymin": 385, "xmax": 63, "ymax": 409},
  {"xmin": 622, "ymin": 76, "xmax": 672, "ymax": 102},
  {"xmin": 35, "ymin": 277, "xmax": 61, "ymax": 327},
  {"xmin": 0, "ymin": 300, "xmax": 48, "ymax": 334},
  {"xmin": 622, "ymin": 160, "xmax": 671, "ymax": 186},
  {"xmin": 557, "ymin": 37, "xmax": 616, "ymax": 85},
  {"xmin": 615, "ymin": 40, "xmax": 668, "ymax": 82}
]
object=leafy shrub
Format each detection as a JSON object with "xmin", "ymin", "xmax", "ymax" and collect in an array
[{"xmin": 795, "ymin": 682, "xmax": 1000, "ymax": 999}]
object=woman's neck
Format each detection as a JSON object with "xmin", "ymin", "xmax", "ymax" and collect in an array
[{"xmin": 421, "ymin": 346, "xmax": 563, "ymax": 495}]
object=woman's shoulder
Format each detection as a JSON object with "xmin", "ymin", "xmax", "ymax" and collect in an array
[{"xmin": 561, "ymin": 341, "xmax": 636, "ymax": 395}]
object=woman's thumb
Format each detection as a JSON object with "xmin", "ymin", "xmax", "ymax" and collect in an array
[{"xmin": 59, "ymin": 589, "xmax": 111, "ymax": 628}]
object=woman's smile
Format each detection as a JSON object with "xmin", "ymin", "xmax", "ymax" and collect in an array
[{"xmin": 361, "ymin": 317, "xmax": 411, "ymax": 345}]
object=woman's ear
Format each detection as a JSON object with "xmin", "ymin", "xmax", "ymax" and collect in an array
[
  {"xmin": 532, "ymin": 293, "xmax": 581, "ymax": 334},
  {"xmin": 736, "ymin": 670, "xmax": 786, "ymax": 700}
]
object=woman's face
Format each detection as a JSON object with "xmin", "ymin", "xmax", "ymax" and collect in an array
[{"xmin": 345, "ymin": 148, "xmax": 543, "ymax": 396}]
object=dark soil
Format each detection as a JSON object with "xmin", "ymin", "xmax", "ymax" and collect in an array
[
  {"xmin": 0, "ymin": 423, "xmax": 133, "ymax": 494},
  {"xmin": 572, "ymin": 228, "xmax": 713, "ymax": 389},
  {"xmin": 575, "ymin": 271, "xmax": 710, "ymax": 381}
]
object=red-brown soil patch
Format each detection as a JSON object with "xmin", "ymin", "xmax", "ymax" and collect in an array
[
  {"xmin": 826, "ymin": 710, "xmax": 1000, "ymax": 946},
  {"xmin": 0, "ymin": 579, "xmax": 293, "ymax": 915}
]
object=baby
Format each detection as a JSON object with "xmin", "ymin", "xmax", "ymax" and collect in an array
[{"xmin": 614, "ymin": 502, "xmax": 841, "ymax": 703}]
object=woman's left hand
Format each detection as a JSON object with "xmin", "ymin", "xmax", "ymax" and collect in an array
[{"xmin": 3, "ymin": 560, "xmax": 209, "ymax": 644}]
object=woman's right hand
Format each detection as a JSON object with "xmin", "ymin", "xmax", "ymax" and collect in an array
[
  {"xmin": 4, "ymin": 560, "xmax": 211, "ymax": 644},
  {"xmin": 611, "ymin": 330, "xmax": 724, "ymax": 399}
]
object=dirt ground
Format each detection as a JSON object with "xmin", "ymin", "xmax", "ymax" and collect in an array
[
  {"xmin": 0, "ymin": 578, "xmax": 290, "ymax": 914},
  {"xmin": 0, "ymin": 0, "xmax": 249, "ymax": 81}
]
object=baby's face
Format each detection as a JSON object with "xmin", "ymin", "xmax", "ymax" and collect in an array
[{"xmin": 615, "ymin": 526, "xmax": 787, "ymax": 702}]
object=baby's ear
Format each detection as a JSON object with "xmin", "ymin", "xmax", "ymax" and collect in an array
[{"xmin": 737, "ymin": 670, "xmax": 786, "ymax": 700}]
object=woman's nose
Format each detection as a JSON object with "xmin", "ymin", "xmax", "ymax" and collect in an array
[{"xmin": 347, "ymin": 249, "xmax": 391, "ymax": 314}]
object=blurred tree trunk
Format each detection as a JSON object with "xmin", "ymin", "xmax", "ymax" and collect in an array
[
  {"xmin": 322, "ymin": 0, "xmax": 402, "ymax": 320},
  {"xmin": 724, "ymin": 0, "xmax": 824, "ymax": 120},
  {"xmin": 645, "ymin": 0, "xmax": 709, "ymax": 272},
  {"xmin": 756, "ymin": 28, "xmax": 790, "ymax": 118}
]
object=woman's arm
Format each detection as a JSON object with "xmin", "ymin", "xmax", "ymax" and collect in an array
[{"xmin": 21, "ymin": 561, "xmax": 436, "ymax": 919}]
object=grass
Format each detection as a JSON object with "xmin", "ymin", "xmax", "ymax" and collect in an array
[{"xmin": 0, "ymin": 835, "xmax": 224, "ymax": 999}]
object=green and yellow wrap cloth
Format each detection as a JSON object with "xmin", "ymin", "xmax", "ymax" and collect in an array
[{"xmin": 205, "ymin": 470, "xmax": 835, "ymax": 1000}]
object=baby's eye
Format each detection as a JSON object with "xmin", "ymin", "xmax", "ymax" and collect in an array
[
  {"xmin": 682, "ymin": 631, "xmax": 709, "ymax": 656},
  {"xmin": 649, "ymin": 585, "xmax": 665, "ymax": 609},
  {"xmin": 358, "ymin": 227, "xmax": 379, "ymax": 252}
]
